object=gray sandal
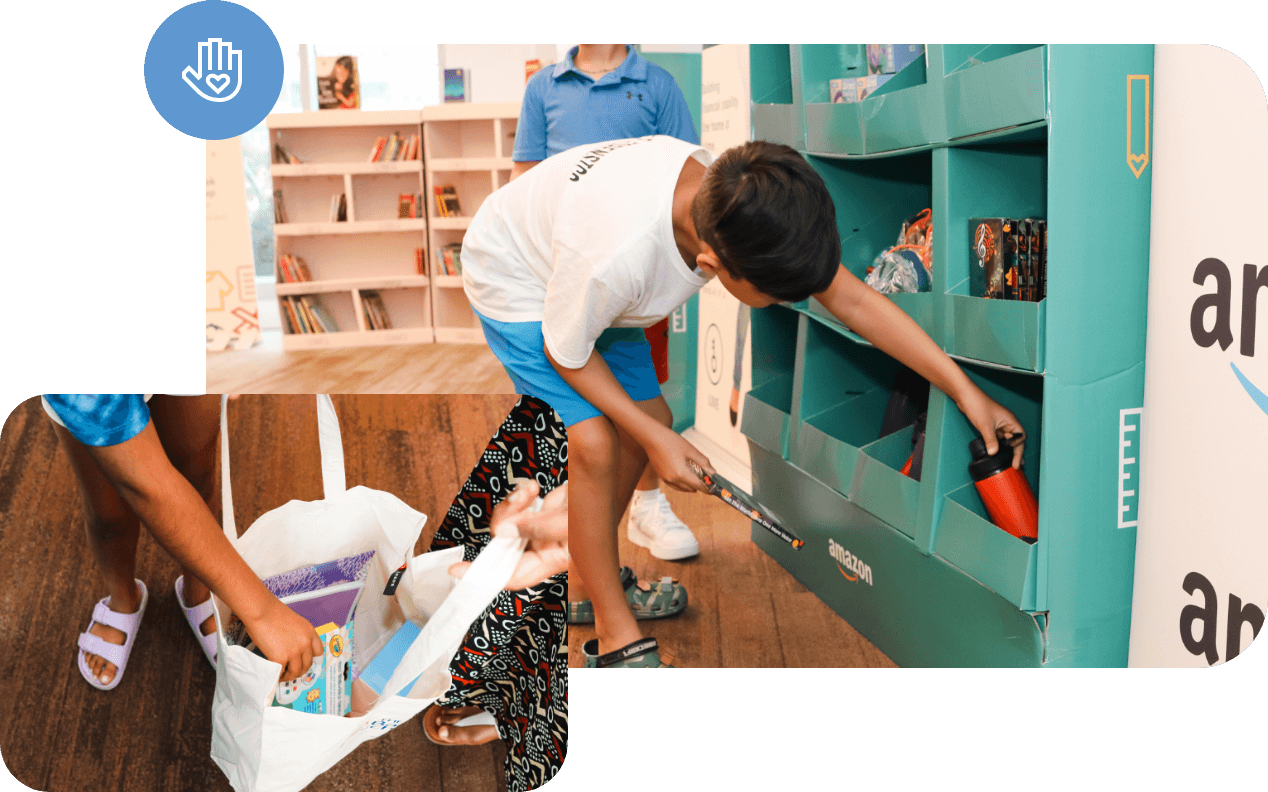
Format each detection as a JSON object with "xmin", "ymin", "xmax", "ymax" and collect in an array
[
  {"xmin": 567, "ymin": 566, "xmax": 687, "ymax": 624},
  {"xmin": 582, "ymin": 638, "xmax": 675, "ymax": 668}
]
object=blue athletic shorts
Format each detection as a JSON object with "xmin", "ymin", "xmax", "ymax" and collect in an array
[
  {"xmin": 475, "ymin": 312, "xmax": 661, "ymax": 427},
  {"xmin": 41, "ymin": 395, "xmax": 152, "ymax": 447}
]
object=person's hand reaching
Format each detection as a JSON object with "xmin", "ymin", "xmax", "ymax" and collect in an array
[
  {"xmin": 958, "ymin": 388, "xmax": 1026, "ymax": 469},
  {"xmin": 645, "ymin": 424, "xmax": 714, "ymax": 493},
  {"xmin": 242, "ymin": 598, "xmax": 324, "ymax": 682}
]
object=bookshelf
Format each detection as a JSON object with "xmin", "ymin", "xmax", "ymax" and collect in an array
[
  {"xmin": 421, "ymin": 102, "xmax": 519, "ymax": 344},
  {"xmin": 267, "ymin": 109, "xmax": 432, "ymax": 349},
  {"xmin": 266, "ymin": 104, "xmax": 521, "ymax": 348},
  {"xmin": 739, "ymin": 45, "xmax": 1155, "ymax": 667}
]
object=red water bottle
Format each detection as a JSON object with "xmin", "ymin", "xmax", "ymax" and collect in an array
[{"xmin": 968, "ymin": 438, "xmax": 1038, "ymax": 543}]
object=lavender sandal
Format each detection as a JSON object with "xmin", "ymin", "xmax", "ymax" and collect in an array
[
  {"xmin": 76, "ymin": 579, "xmax": 148, "ymax": 691},
  {"xmin": 176, "ymin": 575, "xmax": 218, "ymax": 669}
]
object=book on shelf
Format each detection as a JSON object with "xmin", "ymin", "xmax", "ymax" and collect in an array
[
  {"xmin": 437, "ymin": 243, "xmax": 463, "ymax": 276},
  {"xmin": 273, "ymin": 143, "xmax": 301, "ymax": 164},
  {"xmin": 415, "ymin": 247, "xmax": 426, "ymax": 275},
  {"xmin": 273, "ymin": 189, "xmax": 288, "ymax": 223},
  {"xmin": 368, "ymin": 132, "xmax": 421, "ymax": 163},
  {"xmin": 360, "ymin": 290, "xmax": 392, "ymax": 330},
  {"xmin": 433, "ymin": 185, "xmax": 461, "ymax": 218},
  {"xmin": 329, "ymin": 193, "xmax": 347, "ymax": 222},
  {"xmin": 525, "ymin": 59, "xmax": 543, "ymax": 83},
  {"xmin": 398, "ymin": 193, "xmax": 424, "ymax": 219},
  {"xmin": 277, "ymin": 254, "xmax": 313, "ymax": 284},
  {"xmin": 316, "ymin": 55, "xmax": 360, "ymax": 110},
  {"xmin": 283, "ymin": 296, "xmax": 339, "ymax": 334}
]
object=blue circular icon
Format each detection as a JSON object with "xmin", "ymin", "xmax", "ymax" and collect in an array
[{"xmin": 144, "ymin": 1, "xmax": 283, "ymax": 140}]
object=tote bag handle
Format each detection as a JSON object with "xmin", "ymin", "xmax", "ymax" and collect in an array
[{"xmin": 219, "ymin": 394, "xmax": 347, "ymax": 544}]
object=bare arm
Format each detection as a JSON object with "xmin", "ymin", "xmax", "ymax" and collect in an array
[
  {"xmin": 814, "ymin": 265, "xmax": 1026, "ymax": 465},
  {"xmin": 546, "ymin": 343, "xmax": 713, "ymax": 491},
  {"xmin": 88, "ymin": 423, "xmax": 322, "ymax": 680}
]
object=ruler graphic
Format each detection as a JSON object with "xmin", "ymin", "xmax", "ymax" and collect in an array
[{"xmin": 1118, "ymin": 408, "xmax": 1143, "ymax": 528}]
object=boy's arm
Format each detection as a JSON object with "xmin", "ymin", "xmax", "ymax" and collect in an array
[
  {"xmin": 85, "ymin": 422, "xmax": 323, "ymax": 681},
  {"xmin": 814, "ymin": 265, "xmax": 1026, "ymax": 466},
  {"xmin": 545, "ymin": 344, "xmax": 713, "ymax": 492}
]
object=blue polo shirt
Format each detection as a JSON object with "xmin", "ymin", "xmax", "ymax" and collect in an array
[{"xmin": 512, "ymin": 46, "xmax": 699, "ymax": 161}]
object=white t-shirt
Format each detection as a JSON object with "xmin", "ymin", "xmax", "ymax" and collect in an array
[{"xmin": 461, "ymin": 135, "xmax": 713, "ymax": 368}]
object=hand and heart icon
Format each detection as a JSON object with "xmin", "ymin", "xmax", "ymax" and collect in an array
[
  {"xmin": 181, "ymin": 38, "xmax": 243, "ymax": 102},
  {"xmin": 206, "ymin": 73, "xmax": 231, "ymax": 93}
]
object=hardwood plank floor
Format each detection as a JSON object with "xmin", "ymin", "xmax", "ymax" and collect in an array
[
  {"xmin": 0, "ymin": 394, "xmax": 522, "ymax": 792},
  {"xmin": 566, "ymin": 488, "xmax": 898, "ymax": 669},
  {"xmin": 206, "ymin": 332, "xmax": 515, "ymax": 395}
]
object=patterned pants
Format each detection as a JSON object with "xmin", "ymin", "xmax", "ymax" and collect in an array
[{"xmin": 429, "ymin": 396, "xmax": 568, "ymax": 792}]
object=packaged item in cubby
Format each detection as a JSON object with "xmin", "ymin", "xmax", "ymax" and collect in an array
[
  {"xmin": 349, "ymin": 619, "xmax": 423, "ymax": 717},
  {"xmin": 1003, "ymin": 226, "xmax": 1020, "ymax": 300},
  {"xmin": 970, "ymin": 218, "xmax": 1012, "ymax": 299},
  {"xmin": 867, "ymin": 44, "xmax": 924, "ymax": 75},
  {"xmin": 900, "ymin": 412, "xmax": 928, "ymax": 481},
  {"xmin": 856, "ymin": 74, "xmax": 893, "ymax": 101},
  {"xmin": 271, "ymin": 620, "xmax": 353, "ymax": 715},
  {"xmin": 1015, "ymin": 220, "xmax": 1032, "ymax": 301},
  {"xmin": 1028, "ymin": 219, "xmax": 1046, "ymax": 301},
  {"xmin": 830, "ymin": 78, "xmax": 858, "ymax": 103}
]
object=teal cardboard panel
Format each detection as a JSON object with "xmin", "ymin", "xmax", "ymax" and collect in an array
[
  {"xmin": 861, "ymin": 82, "xmax": 942, "ymax": 154},
  {"xmin": 741, "ymin": 378, "xmax": 793, "ymax": 457},
  {"xmin": 749, "ymin": 44, "xmax": 794, "ymax": 104},
  {"xmin": 888, "ymin": 292, "xmax": 937, "ymax": 338},
  {"xmin": 664, "ymin": 293, "xmax": 697, "ymax": 433},
  {"xmin": 945, "ymin": 46, "xmax": 1047, "ymax": 139},
  {"xmin": 749, "ymin": 443, "xmax": 1044, "ymax": 667},
  {"xmin": 944, "ymin": 293, "xmax": 1046, "ymax": 371},
  {"xmin": 752, "ymin": 103, "xmax": 805, "ymax": 150},
  {"xmin": 851, "ymin": 424, "xmax": 922, "ymax": 538},
  {"xmin": 640, "ymin": 51, "xmax": 702, "ymax": 140},
  {"xmin": 797, "ymin": 44, "xmax": 866, "ymax": 104},
  {"xmin": 792, "ymin": 388, "xmax": 890, "ymax": 497},
  {"xmin": 935, "ymin": 482, "xmax": 1038, "ymax": 610},
  {"xmin": 805, "ymin": 101, "xmax": 866, "ymax": 155}
]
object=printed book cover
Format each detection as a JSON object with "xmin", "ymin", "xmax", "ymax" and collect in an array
[{"xmin": 317, "ymin": 55, "xmax": 360, "ymax": 109}]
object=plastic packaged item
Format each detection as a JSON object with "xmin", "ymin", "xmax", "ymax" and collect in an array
[
  {"xmin": 968, "ymin": 438, "xmax": 1038, "ymax": 542},
  {"xmin": 865, "ymin": 209, "xmax": 934, "ymax": 294}
]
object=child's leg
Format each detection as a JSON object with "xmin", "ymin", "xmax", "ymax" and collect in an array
[
  {"xmin": 148, "ymin": 395, "xmax": 220, "ymax": 634},
  {"xmin": 567, "ymin": 414, "xmax": 650, "ymax": 654},
  {"xmin": 53, "ymin": 423, "xmax": 144, "ymax": 686}
]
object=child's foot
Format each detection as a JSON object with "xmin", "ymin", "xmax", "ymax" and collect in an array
[
  {"xmin": 422, "ymin": 705, "xmax": 500, "ymax": 745},
  {"xmin": 629, "ymin": 488, "xmax": 699, "ymax": 560},
  {"xmin": 729, "ymin": 387, "xmax": 741, "ymax": 426},
  {"xmin": 177, "ymin": 575, "xmax": 216, "ymax": 636},
  {"xmin": 81, "ymin": 581, "xmax": 142, "ymax": 686}
]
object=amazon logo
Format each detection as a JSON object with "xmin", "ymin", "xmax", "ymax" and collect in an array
[
  {"xmin": 828, "ymin": 539, "xmax": 873, "ymax": 586},
  {"xmin": 1190, "ymin": 258, "xmax": 1267, "ymax": 416}
]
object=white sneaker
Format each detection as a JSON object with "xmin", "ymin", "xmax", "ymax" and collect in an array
[{"xmin": 628, "ymin": 490, "xmax": 700, "ymax": 560}]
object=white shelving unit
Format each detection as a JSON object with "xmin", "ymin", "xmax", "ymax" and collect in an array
[
  {"xmin": 422, "ymin": 102, "xmax": 519, "ymax": 344},
  {"xmin": 267, "ymin": 109, "xmax": 432, "ymax": 350}
]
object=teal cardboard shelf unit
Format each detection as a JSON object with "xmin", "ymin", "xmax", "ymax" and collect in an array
[{"xmin": 743, "ymin": 45, "xmax": 1155, "ymax": 667}]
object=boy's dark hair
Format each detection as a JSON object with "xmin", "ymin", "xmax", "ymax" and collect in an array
[{"xmin": 691, "ymin": 141, "xmax": 840, "ymax": 301}]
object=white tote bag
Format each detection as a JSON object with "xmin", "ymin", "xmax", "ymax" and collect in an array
[{"xmin": 208, "ymin": 395, "xmax": 524, "ymax": 792}]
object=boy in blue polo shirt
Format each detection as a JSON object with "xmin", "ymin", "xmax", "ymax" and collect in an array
[{"xmin": 462, "ymin": 137, "xmax": 1027, "ymax": 668}]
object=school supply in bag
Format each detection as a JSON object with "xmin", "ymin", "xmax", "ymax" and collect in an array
[{"xmin": 209, "ymin": 395, "xmax": 526, "ymax": 792}]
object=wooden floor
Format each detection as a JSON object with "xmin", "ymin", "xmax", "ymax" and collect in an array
[
  {"xmin": 567, "ymin": 488, "xmax": 898, "ymax": 669},
  {"xmin": 0, "ymin": 394, "xmax": 521, "ymax": 792},
  {"xmin": 207, "ymin": 332, "xmax": 515, "ymax": 394}
]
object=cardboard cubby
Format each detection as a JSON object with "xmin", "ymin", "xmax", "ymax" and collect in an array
[
  {"xmin": 804, "ymin": 151, "xmax": 937, "ymax": 338},
  {"xmin": 740, "ymin": 304, "xmax": 800, "ymax": 457},
  {"xmin": 749, "ymin": 44, "xmax": 804, "ymax": 150},
  {"xmin": 939, "ymin": 142, "xmax": 1047, "ymax": 370},
  {"xmin": 805, "ymin": 53, "xmax": 938, "ymax": 156},
  {"xmin": 852, "ymin": 423, "xmax": 923, "ymax": 537},
  {"xmin": 944, "ymin": 45, "xmax": 1047, "ymax": 140},
  {"xmin": 926, "ymin": 360, "xmax": 1043, "ymax": 608}
]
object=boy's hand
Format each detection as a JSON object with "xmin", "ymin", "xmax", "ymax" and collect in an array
[
  {"xmin": 646, "ymin": 426, "xmax": 714, "ymax": 493},
  {"xmin": 958, "ymin": 389, "xmax": 1026, "ymax": 469},
  {"xmin": 449, "ymin": 479, "xmax": 570, "ymax": 590},
  {"xmin": 243, "ymin": 599, "xmax": 324, "ymax": 682}
]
